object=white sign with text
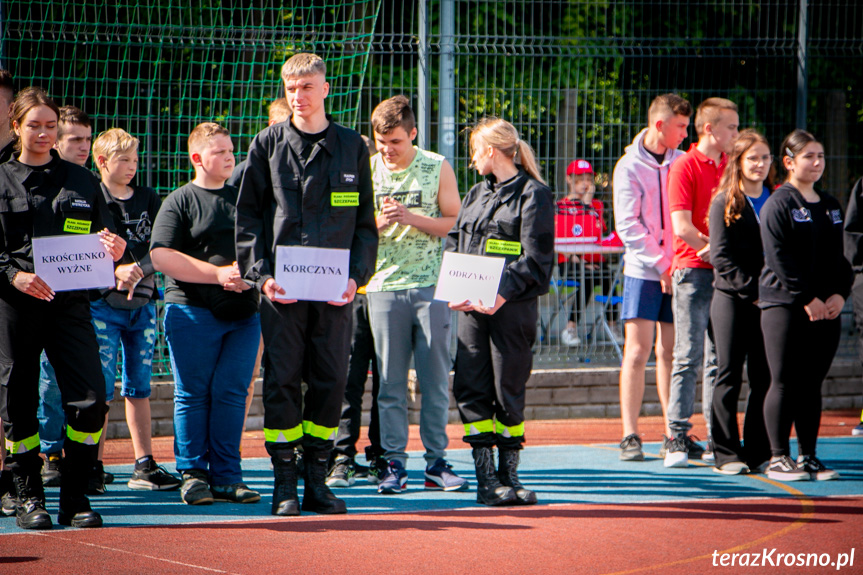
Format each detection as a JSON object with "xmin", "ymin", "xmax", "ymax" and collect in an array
[
  {"xmin": 33, "ymin": 234, "xmax": 115, "ymax": 291},
  {"xmin": 433, "ymin": 252, "xmax": 505, "ymax": 305},
  {"xmin": 275, "ymin": 246, "xmax": 350, "ymax": 302}
]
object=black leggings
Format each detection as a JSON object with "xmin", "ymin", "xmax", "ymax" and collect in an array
[
  {"xmin": 761, "ymin": 305, "xmax": 840, "ymax": 457},
  {"xmin": 710, "ymin": 291, "xmax": 770, "ymax": 468}
]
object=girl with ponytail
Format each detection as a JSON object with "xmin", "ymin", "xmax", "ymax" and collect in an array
[
  {"xmin": 758, "ymin": 129, "xmax": 852, "ymax": 482},
  {"xmin": 445, "ymin": 118, "xmax": 554, "ymax": 506}
]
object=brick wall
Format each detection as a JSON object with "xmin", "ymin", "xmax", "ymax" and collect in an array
[{"xmin": 105, "ymin": 362, "xmax": 863, "ymax": 439}]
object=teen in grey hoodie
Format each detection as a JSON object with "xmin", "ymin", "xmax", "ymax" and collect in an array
[{"xmin": 612, "ymin": 94, "xmax": 692, "ymax": 462}]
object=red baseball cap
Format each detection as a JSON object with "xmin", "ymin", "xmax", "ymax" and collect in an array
[{"xmin": 566, "ymin": 159, "xmax": 594, "ymax": 176}]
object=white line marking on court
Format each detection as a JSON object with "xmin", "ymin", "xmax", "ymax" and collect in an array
[{"xmin": 32, "ymin": 532, "xmax": 241, "ymax": 574}]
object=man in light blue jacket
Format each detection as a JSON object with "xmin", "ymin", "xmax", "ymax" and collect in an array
[{"xmin": 612, "ymin": 94, "xmax": 692, "ymax": 462}]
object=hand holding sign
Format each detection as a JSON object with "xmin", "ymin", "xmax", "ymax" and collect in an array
[
  {"xmin": 98, "ymin": 229, "xmax": 126, "ymax": 262},
  {"xmin": 263, "ymin": 278, "xmax": 297, "ymax": 304},
  {"xmin": 12, "ymin": 271, "xmax": 55, "ymax": 301}
]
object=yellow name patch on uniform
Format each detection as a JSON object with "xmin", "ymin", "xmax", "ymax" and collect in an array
[
  {"xmin": 331, "ymin": 192, "xmax": 360, "ymax": 207},
  {"xmin": 63, "ymin": 218, "xmax": 91, "ymax": 234},
  {"xmin": 485, "ymin": 239, "xmax": 521, "ymax": 255}
]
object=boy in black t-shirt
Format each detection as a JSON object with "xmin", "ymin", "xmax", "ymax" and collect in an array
[
  {"xmin": 152, "ymin": 123, "xmax": 261, "ymax": 506},
  {"xmin": 90, "ymin": 128, "xmax": 180, "ymax": 492}
]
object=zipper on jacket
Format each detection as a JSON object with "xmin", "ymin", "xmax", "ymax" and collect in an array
[{"xmin": 657, "ymin": 168, "xmax": 665, "ymax": 246}]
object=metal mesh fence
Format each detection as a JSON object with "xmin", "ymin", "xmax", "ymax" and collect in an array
[{"xmin": 2, "ymin": 0, "xmax": 861, "ymax": 373}]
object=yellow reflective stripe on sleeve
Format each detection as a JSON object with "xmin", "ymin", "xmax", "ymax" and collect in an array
[
  {"xmin": 464, "ymin": 419, "xmax": 495, "ymax": 436},
  {"xmin": 485, "ymin": 239, "xmax": 521, "ymax": 255},
  {"xmin": 5, "ymin": 434, "xmax": 40, "ymax": 454},
  {"xmin": 66, "ymin": 425, "xmax": 102, "ymax": 446},
  {"xmin": 264, "ymin": 425, "xmax": 303, "ymax": 443},
  {"xmin": 496, "ymin": 421, "xmax": 525, "ymax": 439},
  {"xmin": 302, "ymin": 420, "xmax": 337, "ymax": 441}
]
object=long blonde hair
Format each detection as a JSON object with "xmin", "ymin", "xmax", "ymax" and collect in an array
[{"xmin": 469, "ymin": 118, "xmax": 546, "ymax": 185}]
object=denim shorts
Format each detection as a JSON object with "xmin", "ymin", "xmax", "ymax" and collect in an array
[
  {"xmin": 621, "ymin": 275, "xmax": 673, "ymax": 323},
  {"xmin": 91, "ymin": 299, "xmax": 157, "ymax": 401}
]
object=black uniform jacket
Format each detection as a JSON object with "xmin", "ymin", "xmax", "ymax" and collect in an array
[
  {"xmin": 759, "ymin": 183, "xmax": 852, "ymax": 307},
  {"xmin": 709, "ymin": 191, "xmax": 765, "ymax": 303},
  {"xmin": 0, "ymin": 151, "xmax": 114, "ymax": 294},
  {"xmin": 843, "ymin": 176, "xmax": 863, "ymax": 274},
  {"xmin": 235, "ymin": 116, "xmax": 378, "ymax": 290},
  {"xmin": 445, "ymin": 169, "xmax": 555, "ymax": 302}
]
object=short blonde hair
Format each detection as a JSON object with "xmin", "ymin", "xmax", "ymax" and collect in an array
[
  {"xmin": 92, "ymin": 128, "xmax": 138, "ymax": 164},
  {"xmin": 280, "ymin": 53, "xmax": 326, "ymax": 82},
  {"xmin": 648, "ymin": 93, "xmax": 692, "ymax": 124},
  {"xmin": 188, "ymin": 122, "xmax": 230, "ymax": 155},
  {"xmin": 695, "ymin": 97, "xmax": 738, "ymax": 137}
]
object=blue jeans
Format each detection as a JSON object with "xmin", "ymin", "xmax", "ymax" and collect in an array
[
  {"xmin": 668, "ymin": 268, "xmax": 717, "ymax": 437},
  {"xmin": 91, "ymin": 299, "xmax": 157, "ymax": 400},
  {"xmin": 164, "ymin": 304, "xmax": 260, "ymax": 485},
  {"xmin": 37, "ymin": 351, "xmax": 65, "ymax": 455}
]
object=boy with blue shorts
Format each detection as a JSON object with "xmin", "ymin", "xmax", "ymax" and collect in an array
[
  {"xmin": 612, "ymin": 94, "xmax": 692, "ymax": 462},
  {"xmin": 90, "ymin": 128, "xmax": 180, "ymax": 491}
]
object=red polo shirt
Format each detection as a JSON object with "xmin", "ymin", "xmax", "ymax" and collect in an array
[{"xmin": 668, "ymin": 144, "xmax": 727, "ymax": 271}]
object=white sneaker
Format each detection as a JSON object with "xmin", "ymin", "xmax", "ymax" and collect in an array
[
  {"xmin": 713, "ymin": 461, "xmax": 749, "ymax": 475},
  {"xmin": 560, "ymin": 327, "xmax": 582, "ymax": 346},
  {"xmin": 852, "ymin": 423, "xmax": 863, "ymax": 436},
  {"xmin": 663, "ymin": 436, "xmax": 688, "ymax": 468}
]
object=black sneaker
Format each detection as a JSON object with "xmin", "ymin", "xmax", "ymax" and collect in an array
[
  {"xmin": 766, "ymin": 455, "xmax": 809, "ymax": 482},
  {"xmin": 659, "ymin": 435, "xmax": 671, "ymax": 458},
  {"xmin": 1, "ymin": 491, "xmax": 19, "ymax": 517},
  {"xmin": 212, "ymin": 483, "xmax": 261, "ymax": 503},
  {"xmin": 41, "ymin": 454, "xmax": 62, "ymax": 488},
  {"xmin": 353, "ymin": 461, "xmax": 370, "ymax": 480},
  {"xmin": 128, "ymin": 460, "xmax": 181, "ymax": 491},
  {"xmin": 796, "ymin": 455, "xmax": 839, "ymax": 481},
  {"xmin": 326, "ymin": 455, "xmax": 356, "ymax": 488},
  {"xmin": 683, "ymin": 435, "xmax": 705, "ymax": 459},
  {"xmin": 366, "ymin": 456, "xmax": 389, "ymax": 486},
  {"xmin": 619, "ymin": 434, "xmax": 644, "ymax": 462},
  {"xmin": 87, "ymin": 462, "xmax": 107, "ymax": 495},
  {"xmin": 180, "ymin": 470, "xmax": 214, "ymax": 505}
]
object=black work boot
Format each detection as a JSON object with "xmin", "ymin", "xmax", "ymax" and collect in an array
[
  {"xmin": 301, "ymin": 450, "xmax": 347, "ymax": 514},
  {"xmin": 472, "ymin": 446, "xmax": 516, "ymax": 506},
  {"xmin": 498, "ymin": 447, "xmax": 537, "ymax": 505},
  {"xmin": 271, "ymin": 455, "xmax": 300, "ymax": 516},
  {"xmin": 58, "ymin": 445, "xmax": 102, "ymax": 528},
  {"xmin": 11, "ymin": 455, "xmax": 52, "ymax": 530}
]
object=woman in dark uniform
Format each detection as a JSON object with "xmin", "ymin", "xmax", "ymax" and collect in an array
[
  {"xmin": 0, "ymin": 87, "xmax": 124, "ymax": 529},
  {"xmin": 446, "ymin": 118, "xmax": 554, "ymax": 506}
]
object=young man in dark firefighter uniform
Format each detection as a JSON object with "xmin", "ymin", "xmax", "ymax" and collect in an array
[{"xmin": 236, "ymin": 53, "xmax": 377, "ymax": 516}]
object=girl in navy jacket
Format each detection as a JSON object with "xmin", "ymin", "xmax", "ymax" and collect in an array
[{"xmin": 758, "ymin": 130, "xmax": 852, "ymax": 482}]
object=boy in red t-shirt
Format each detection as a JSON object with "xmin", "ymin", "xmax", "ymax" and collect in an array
[
  {"xmin": 556, "ymin": 159, "xmax": 609, "ymax": 346},
  {"xmin": 665, "ymin": 98, "xmax": 739, "ymax": 468}
]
